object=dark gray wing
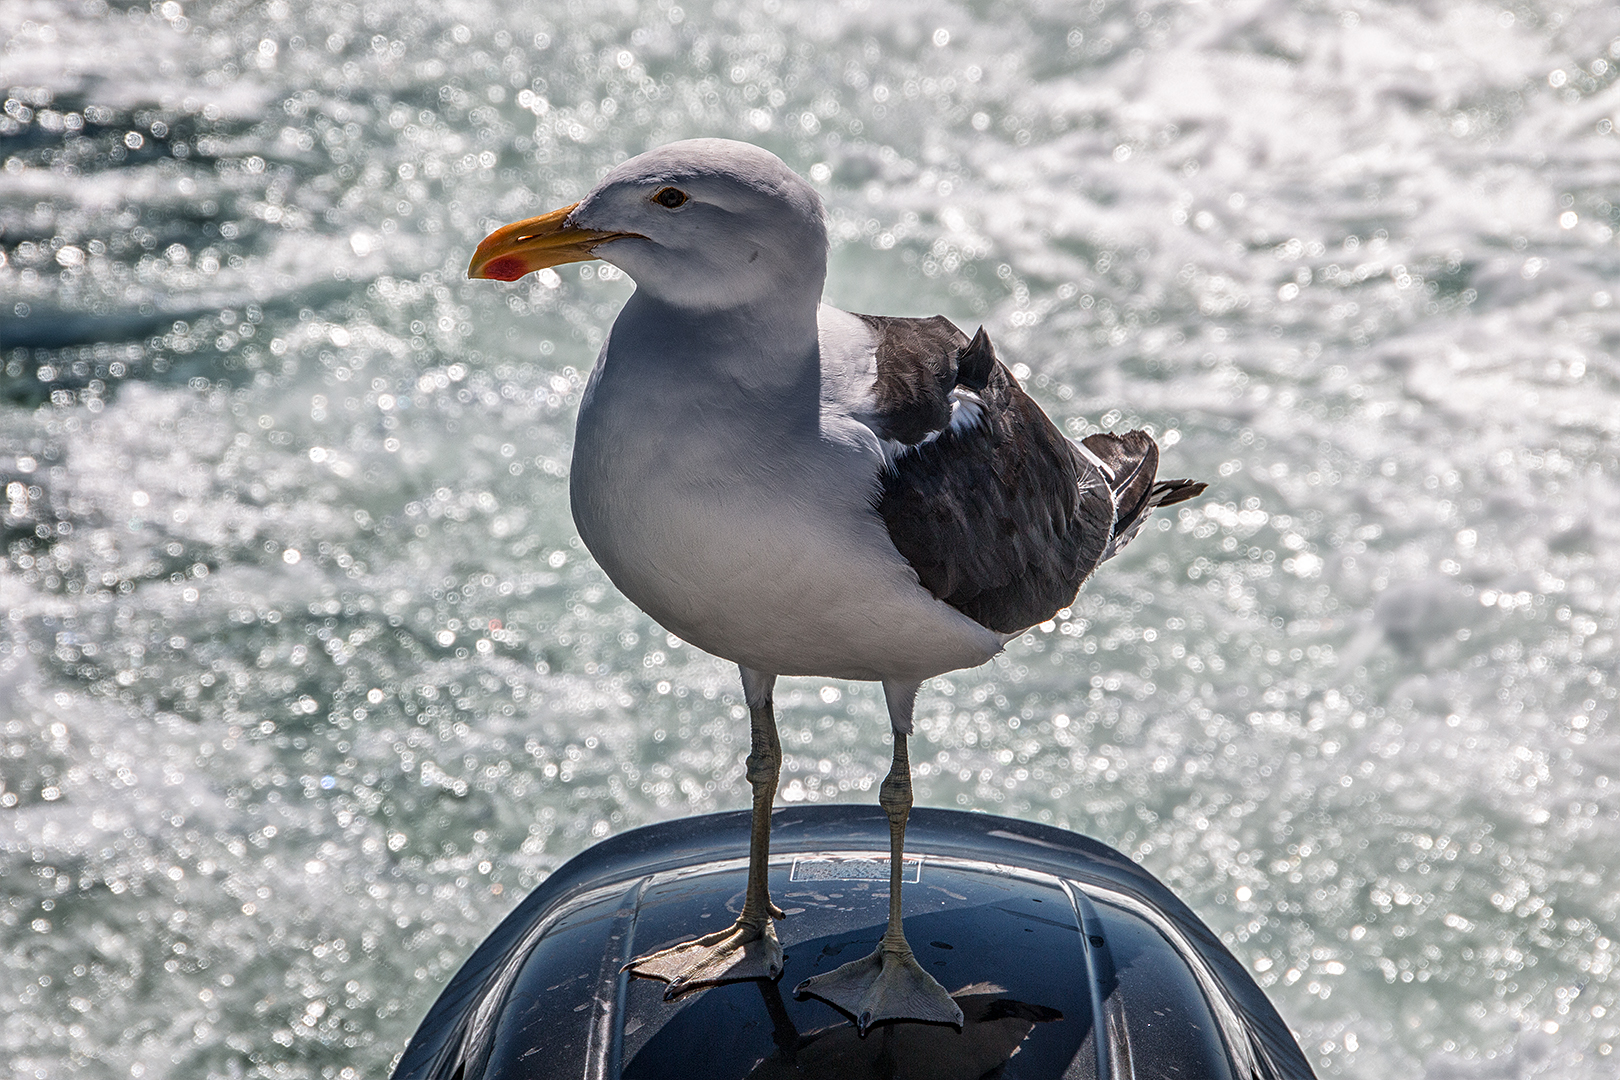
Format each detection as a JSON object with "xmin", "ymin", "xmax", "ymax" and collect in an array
[
  {"xmin": 847, "ymin": 313, "xmax": 968, "ymax": 444},
  {"xmin": 869, "ymin": 319, "xmax": 1206, "ymax": 635}
]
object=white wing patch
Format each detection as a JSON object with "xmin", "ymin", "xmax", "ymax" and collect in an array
[{"xmin": 946, "ymin": 389, "xmax": 985, "ymax": 434}]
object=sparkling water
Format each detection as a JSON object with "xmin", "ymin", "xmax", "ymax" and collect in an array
[{"xmin": 3, "ymin": 1, "xmax": 1618, "ymax": 1075}]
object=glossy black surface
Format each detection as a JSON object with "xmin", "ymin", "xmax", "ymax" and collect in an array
[{"xmin": 394, "ymin": 806, "xmax": 1315, "ymax": 1080}]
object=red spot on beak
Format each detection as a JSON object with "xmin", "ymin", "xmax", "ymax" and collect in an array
[{"xmin": 483, "ymin": 256, "xmax": 528, "ymax": 281}]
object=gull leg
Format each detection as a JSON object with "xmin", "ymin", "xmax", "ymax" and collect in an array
[
  {"xmin": 624, "ymin": 668, "xmax": 785, "ymax": 998},
  {"xmin": 794, "ymin": 681, "xmax": 963, "ymax": 1034}
]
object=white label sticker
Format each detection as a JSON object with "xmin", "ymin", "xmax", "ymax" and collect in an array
[{"xmin": 789, "ymin": 856, "xmax": 921, "ymax": 883}]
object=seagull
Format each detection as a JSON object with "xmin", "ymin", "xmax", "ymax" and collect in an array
[{"xmin": 468, "ymin": 138, "xmax": 1204, "ymax": 1034}]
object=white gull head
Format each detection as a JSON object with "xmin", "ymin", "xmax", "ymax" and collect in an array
[{"xmin": 470, "ymin": 139, "xmax": 828, "ymax": 316}]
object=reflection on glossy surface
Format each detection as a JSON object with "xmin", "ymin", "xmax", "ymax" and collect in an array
[{"xmin": 744, "ymin": 981, "xmax": 1062, "ymax": 1080}]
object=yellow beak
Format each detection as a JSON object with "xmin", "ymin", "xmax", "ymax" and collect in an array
[{"xmin": 466, "ymin": 203, "xmax": 638, "ymax": 281}]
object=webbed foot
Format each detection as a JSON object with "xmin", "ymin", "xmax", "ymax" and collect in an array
[
  {"xmin": 624, "ymin": 915, "xmax": 783, "ymax": 1000},
  {"xmin": 794, "ymin": 944, "xmax": 964, "ymax": 1034}
]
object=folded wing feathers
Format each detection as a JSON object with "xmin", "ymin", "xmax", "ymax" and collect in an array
[{"xmin": 869, "ymin": 317, "xmax": 1207, "ymax": 634}]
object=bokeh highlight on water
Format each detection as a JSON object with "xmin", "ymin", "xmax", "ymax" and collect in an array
[{"xmin": 3, "ymin": 0, "xmax": 1618, "ymax": 1075}]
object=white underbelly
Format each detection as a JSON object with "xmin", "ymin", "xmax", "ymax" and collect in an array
[{"xmin": 570, "ymin": 406, "xmax": 1001, "ymax": 682}]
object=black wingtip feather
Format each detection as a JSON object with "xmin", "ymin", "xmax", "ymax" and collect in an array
[
  {"xmin": 1148, "ymin": 479, "xmax": 1207, "ymax": 508},
  {"xmin": 955, "ymin": 326, "xmax": 995, "ymax": 391},
  {"xmin": 1077, "ymin": 434, "xmax": 1208, "ymax": 561},
  {"xmin": 1080, "ymin": 430, "xmax": 1158, "ymax": 521}
]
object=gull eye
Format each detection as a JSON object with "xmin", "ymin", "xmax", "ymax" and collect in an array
[{"xmin": 652, "ymin": 187, "xmax": 689, "ymax": 209}]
